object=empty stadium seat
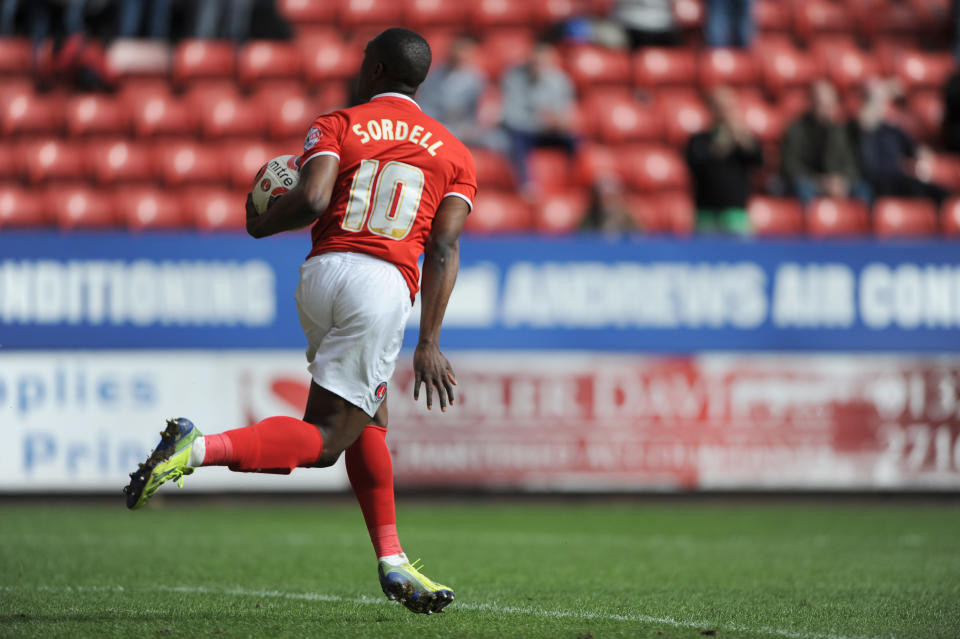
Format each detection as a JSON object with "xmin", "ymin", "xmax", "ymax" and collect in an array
[
  {"xmin": 339, "ymin": 0, "xmax": 404, "ymax": 28},
  {"xmin": 196, "ymin": 93, "xmax": 265, "ymax": 139},
  {"xmin": 127, "ymin": 90, "xmax": 198, "ymax": 137},
  {"xmin": 0, "ymin": 185, "xmax": 48, "ymax": 227},
  {"xmin": 172, "ymin": 40, "xmax": 236, "ymax": 87},
  {"xmin": 755, "ymin": 0, "xmax": 790, "ymax": 32},
  {"xmin": 472, "ymin": 148, "xmax": 516, "ymax": 189},
  {"xmin": 231, "ymin": 141, "xmax": 289, "ymax": 189},
  {"xmin": 154, "ymin": 141, "xmax": 226, "ymax": 185},
  {"xmin": 585, "ymin": 95, "xmax": 661, "ymax": 144},
  {"xmin": 0, "ymin": 37, "xmax": 31, "ymax": 77},
  {"xmin": 699, "ymin": 48, "xmax": 759, "ymax": 87},
  {"xmin": 657, "ymin": 91, "xmax": 710, "ymax": 146},
  {"xmin": 633, "ymin": 48, "xmax": 697, "ymax": 88},
  {"xmin": 106, "ymin": 38, "xmax": 169, "ymax": 81},
  {"xmin": 470, "ymin": 0, "xmax": 533, "ymax": 29},
  {"xmin": 739, "ymin": 96, "xmax": 785, "ymax": 144},
  {"xmin": 253, "ymin": 87, "xmax": 314, "ymax": 140},
  {"xmin": 908, "ymin": 91, "xmax": 943, "ymax": 144},
  {"xmin": 748, "ymin": 196, "xmax": 804, "ymax": 236},
  {"xmin": 65, "ymin": 94, "xmax": 130, "ymax": 137},
  {"xmin": 794, "ymin": 0, "xmax": 853, "ymax": 43},
  {"xmin": 873, "ymin": 197, "xmax": 938, "ymax": 237},
  {"xmin": 21, "ymin": 139, "xmax": 85, "ymax": 183},
  {"xmin": 86, "ymin": 139, "xmax": 154, "ymax": 184},
  {"xmin": 1, "ymin": 89, "xmax": 64, "ymax": 137},
  {"xmin": 533, "ymin": 189, "xmax": 588, "ymax": 233},
  {"xmin": 237, "ymin": 41, "xmax": 302, "ymax": 89},
  {"xmin": 300, "ymin": 34, "xmax": 362, "ymax": 83},
  {"xmin": 114, "ymin": 187, "xmax": 185, "ymax": 230},
  {"xmin": 565, "ymin": 45, "xmax": 632, "ymax": 88},
  {"xmin": 464, "ymin": 191, "xmax": 533, "ymax": 233},
  {"xmin": 760, "ymin": 44, "xmax": 818, "ymax": 98},
  {"xmin": 942, "ymin": 197, "xmax": 960, "ymax": 236},
  {"xmin": 0, "ymin": 143, "xmax": 20, "ymax": 181},
  {"xmin": 888, "ymin": 50, "xmax": 956, "ymax": 92},
  {"xmin": 277, "ymin": 0, "xmax": 338, "ymax": 24},
  {"xmin": 531, "ymin": 0, "xmax": 584, "ymax": 25},
  {"xmin": 928, "ymin": 153, "xmax": 960, "ymax": 191},
  {"xmin": 627, "ymin": 191, "xmax": 694, "ymax": 234},
  {"xmin": 528, "ymin": 149, "xmax": 574, "ymax": 193},
  {"xmin": 46, "ymin": 185, "xmax": 117, "ymax": 230},
  {"xmin": 477, "ymin": 29, "xmax": 534, "ymax": 79},
  {"xmin": 576, "ymin": 144, "xmax": 629, "ymax": 186},
  {"xmin": 817, "ymin": 43, "xmax": 878, "ymax": 92},
  {"xmin": 807, "ymin": 198, "xmax": 869, "ymax": 237},
  {"xmin": 405, "ymin": 0, "xmax": 468, "ymax": 27},
  {"xmin": 673, "ymin": 0, "xmax": 703, "ymax": 30},
  {"xmin": 183, "ymin": 188, "xmax": 246, "ymax": 231},
  {"xmin": 627, "ymin": 146, "xmax": 690, "ymax": 192}
]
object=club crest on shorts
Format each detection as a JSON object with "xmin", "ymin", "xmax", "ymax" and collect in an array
[
  {"xmin": 374, "ymin": 382, "xmax": 387, "ymax": 401},
  {"xmin": 304, "ymin": 126, "xmax": 322, "ymax": 151}
]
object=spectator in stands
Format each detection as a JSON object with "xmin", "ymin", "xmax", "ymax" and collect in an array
[
  {"xmin": 611, "ymin": 0, "xmax": 678, "ymax": 48},
  {"xmin": 849, "ymin": 79, "xmax": 949, "ymax": 206},
  {"xmin": 418, "ymin": 35, "xmax": 504, "ymax": 151},
  {"xmin": 579, "ymin": 181, "xmax": 636, "ymax": 233},
  {"xmin": 943, "ymin": 69, "xmax": 960, "ymax": 152},
  {"xmin": 116, "ymin": 0, "xmax": 172, "ymax": 39},
  {"xmin": 193, "ymin": 0, "xmax": 256, "ymax": 42},
  {"xmin": 501, "ymin": 42, "xmax": 578, "ymax": 193},
  {"xmin": 780, "ymin": 79, "xmax": 870, "ymax": 205},
  {"xmin": 704, "ymin": 0, "xmax": 753, "ymax": 48},
  {"xmin": 685, "ymin": 86, "xmax": 761, "ymax": 234}
]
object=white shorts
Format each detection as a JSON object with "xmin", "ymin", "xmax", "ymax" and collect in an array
[{"xmin": 295, "ymin": 251, "xmax": 412, "ymax": 417}]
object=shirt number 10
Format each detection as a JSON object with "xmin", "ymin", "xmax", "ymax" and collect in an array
[{"xmin": 341, "ymin": 159, "xmax": 425, "ymax": 240}]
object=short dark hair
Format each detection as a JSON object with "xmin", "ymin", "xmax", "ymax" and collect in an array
[{"xmin": 368, "ymin": 28, "xmax": 432, "ymax": 88}]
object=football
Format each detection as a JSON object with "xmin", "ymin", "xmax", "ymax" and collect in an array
[{"xmin": 250, "ymin": 154, "xmax": 300, "ymax": 214}]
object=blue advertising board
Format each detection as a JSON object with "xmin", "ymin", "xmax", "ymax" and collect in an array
[{"xmin": 1, "ymin": 232, "xmax": 959, "ymax": 352}]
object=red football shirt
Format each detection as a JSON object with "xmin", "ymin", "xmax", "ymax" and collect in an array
[{"xmin": 299, "ymin": 93, "xmax": 477, "ymax": 300}]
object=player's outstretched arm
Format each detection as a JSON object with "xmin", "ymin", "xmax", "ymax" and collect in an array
[
  {"xmin": 414, "ymin": 196, "xmax": 470, "ymax": 412},
  {"xmin": 246, "ymin": 155, "xmax": 340, "ymax": 238}
]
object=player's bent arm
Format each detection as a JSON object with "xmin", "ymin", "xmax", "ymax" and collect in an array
[
  {"xmin": 413, "ymin": 195, "xmax": 470, "ymax": 411},
  {"xmin": 246, "ymin": 155, "xmax": 340, "ymax": 239}
]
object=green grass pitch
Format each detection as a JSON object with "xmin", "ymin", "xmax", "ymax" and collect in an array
[{"xmin": 1, "ymin": 498, "xmax": 958, "ymax": 639}]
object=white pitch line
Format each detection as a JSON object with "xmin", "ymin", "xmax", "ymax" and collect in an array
[{"xmin": 2, "ymin": 584, "xmax": 893, "ymax": 639}]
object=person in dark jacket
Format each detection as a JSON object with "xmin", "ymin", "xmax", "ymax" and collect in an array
[
  {"xmin": 780, "ymin": 79, "xmax": 870, "ymax": 205},
  {"xmin": 685, "ymin": 86, "xmax": 762, "ymax": 234}
]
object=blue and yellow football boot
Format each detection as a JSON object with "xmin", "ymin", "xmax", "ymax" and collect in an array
[
  {"xmin": 378, "ymin": 558, "xmax": 455, "ymax": 614},
  {"xmin": 124, "ymin": 418, "xmax": 201, "ymax": 510}
]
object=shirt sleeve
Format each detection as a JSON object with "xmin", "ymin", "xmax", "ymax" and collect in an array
[
  {"xmin": 299, "ymin": 112, "xmax": 346, "ymax": 168},
  {"xmin": 443, "ymin": 149, "xmax": 478, "ymax": 212}
]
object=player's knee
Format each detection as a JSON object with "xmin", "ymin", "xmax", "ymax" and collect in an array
[{"xmin": 314, "ymin": 448, "xmax": 343, "ymax": 468}]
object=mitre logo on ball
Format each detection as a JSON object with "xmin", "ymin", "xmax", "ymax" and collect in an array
[{"xmin": 250, "ymin": 154, "xmax": 301, "ymax": 215}]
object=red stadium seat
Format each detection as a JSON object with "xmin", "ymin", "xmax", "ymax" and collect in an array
[
  {"xmin": 253, "ymin": 87, "xmax": 314, "ymax": 140},
  {"xmin": 154, "ymin": 141, "xmax": 226, "ymax": 186},
  {"xmin": 761, "ymin": 45, "xmax": 818, "ymax": 98},
  {"xmin": 237, "ymin": 41, "xmax": 302, "ymax": 89},
  {"xmin": 1, "ymin": 89, "xmax": 63, "ymax": 137},
  {"xmin": 584, "ymin": 95, "xmax": 661, "ymax": 144},
  {"xmin": 908, "ymin": 91, "xmax": 943, "ymax": 144},
  {"xmin": 277, "ymin": 0, "xmax": 338, "ymax": 24},
  {"xmin": 627, "ymin": 146, "xmax": 690, "ymax": 192},
  {"xmin": 576, "ymin": 144, "xmax": 629, "ymax": 186},
  {"xmin": 183, "ymin": 188, "xmax": 246, "ymax": 231},
  {"xmin": 0, "ymin": 185, "xmax": 48, "ymax": 227},
  {"xmin": 114, "ymin": 187, "xmax": 186, "ymax": 230},
  {"xmin": 657, "ymin": 91, "xmax": 710, "ymax": 146},
  {"xmin": 633, "ymin": 48, "xmax": 697, "ymax": 88},
  {"xmin": 106, "ymin": 38, "xmax": 168, "ymax": 82},
  {"xmin": 755, "ymin": 0, "xmax": 790, "ymax": 31},
  {"xmin": 0, "ymin": 37, "xmax": 32, "ymax": 76},
  {"xmin": 794, "ymin": 0, "xmax": 853, "ymax": 44},
  {"xmin": 888, "ymin": 51, "xmax": 956, "ymax": 92},
  {"xmin": 172, "ymin": 40, "xmax": 236, "ymax": 87},
  {"xmin": 46, "ymin": 185, "xmax": 117, "ymax": 230},
  {"xmin": 464, "ymin": 191, "xmax": 533, "ymax": 233},
  {"xmin": 699, "ymin": 48, "xmax": 759, "ymax": 87},
  {"xmin": 339, "ymin": 0, "xmax": 403, "ymax": 28},
  {"xmin": 472, "ymin": 148, "xmax": 516, "ymax": 190},
  {"xmin": 942, "ymin": 197, "xmax": 960, "ymax": 236},
  {"xmin": 533, "ymin": 189, "xmax": 589, "ymax": 233},
  {"xmin": 565, "ymin": 45, "xmax": 632, "ymax": 88},
  {"xmin": 531, "ymin": 0, "xmax": 585, "ymax": 25},
  {"xmin": 627, "ymin": 191, "xmax": 694, "ymax": 234},
  {"xmin": 300, "ymin": 34, "xmax": 362, "ymax": 83},
  {"xmin": 807, "ymin": 198, "xmax": 869, "ymax": 237},
  {"xmin": 815, "ymin": 42, "xmax": 878, "ymax": 93},
  {"xmin": 469, "ymin": 0, "xmax": 533, "ymax": 29},
  {"xmin": 127, "ymin": 90, "xmax": 198, "ymax": 138},
  {"xmin": 86, "ymin": 138, "xmax": 154, "ymax": 184},
  {"xmin": 21, "ymin": 139, "xmax": 85, "ymax": 183},
  {"xmin": 528, "ymin": 149, "xmax": 573, "ymax": 193},
  {"xmin": 196, "ymin": 93, "xmax": 265, "ymax": 139},
  {"xmin": 477, "ymin": 29, "xmax": 534, "ymax": 79},
  {"xmin": 0, "ymin": 143, "xmax": 20, "ymax": 181},
  {"xmin": 748, "ymin": 196, "xmax": 804, "ymax": 236},
  {"xmin": 740, "ymin": 96, "xmax": 784, "ymax": 144},
  {"xmin": 873, "ymin": 197, "xmax": 938, "ymax": 238},
  {"xmin": 65, "ymin": 94, "xmax": 130, "ymax": 137},
  {"xmin": 928, "ymin": 153, "xmax": 960, "ymax": 191},
  {"xmin": 405, "ymin": 0, "xmax": 468, "ymax": 27},
  {"xmin": 230, "ymin": 140, "xmax": 290, "ymax": 190},
  {"xmin": 673, "ymin": 0, "xmax": 704, "ymax": 30}
]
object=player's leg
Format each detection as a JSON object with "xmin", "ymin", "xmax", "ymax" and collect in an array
[{"xmin": 346, "ymin": 396, "xmax": 455, "ymax": 614}]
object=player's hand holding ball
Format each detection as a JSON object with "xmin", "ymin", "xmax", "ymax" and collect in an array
[{"xmin": 247, "ymin": 154, "xmax": 301, "ymax": 232}]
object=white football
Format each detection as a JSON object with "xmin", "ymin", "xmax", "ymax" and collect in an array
[{"xmin": 251, "ymin": 154, "xmax": 300, "ymax": 214}]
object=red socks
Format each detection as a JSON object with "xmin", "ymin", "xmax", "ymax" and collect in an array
[
  {"xmin": 201, "ymin": 416, "xmax": 324, "ymax": 474},
  {"xmin": 346, "ymin": 425, "xmax": 403, "ymax": 558}
]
